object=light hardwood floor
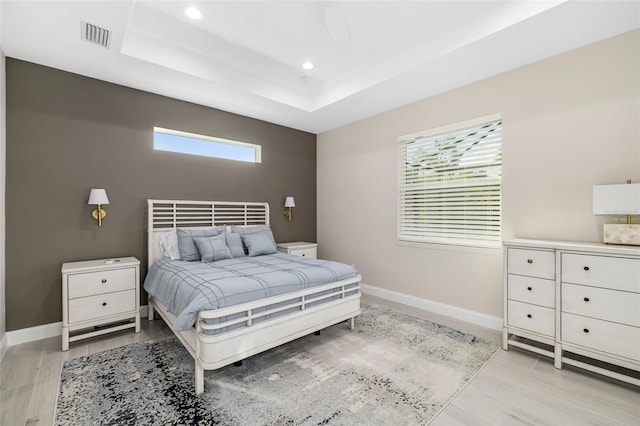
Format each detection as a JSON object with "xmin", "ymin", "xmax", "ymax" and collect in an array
[{"xmin": 1, "ymin": 296, "xmax": 638, "ymax": 425}]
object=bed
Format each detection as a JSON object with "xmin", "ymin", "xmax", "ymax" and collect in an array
[{"xmin": 144, "ymin": 199, "xmax": 362, "ymax": 394}]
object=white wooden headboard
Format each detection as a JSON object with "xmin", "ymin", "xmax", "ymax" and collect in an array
[{"xmin": 147, "ymin": 199, "xmax": 270, "ymax": 268}]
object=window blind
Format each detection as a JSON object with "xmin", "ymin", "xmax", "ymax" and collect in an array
[{"xmin": 398, "ymin": 115, "xmax": 502, "ymax": 248}]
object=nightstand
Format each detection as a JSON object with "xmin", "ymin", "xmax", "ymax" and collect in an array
[
  {"xmin": 61, "ymin": 257, "xmax": 140, "ymax": 351},
  {"xmin": 277, "ymin": 242, "xmax": 318, "ymax": 259}
]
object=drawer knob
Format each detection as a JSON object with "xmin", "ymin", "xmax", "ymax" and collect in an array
[
  {"xmin": 302, "ymin": 254, "xmax": 305, "ymax": 257},
  {"xmin": 583, "ymin": 297, "xmax": 590, "ymax": 302},
  {"xmin": 102, "ymin": 302, "xmax": 107, "ymax": 307},
  {"xmin": 583, "ymin": 328, "xmax": 589, "ymax": 334},
  {"xmin": 527, "ymin": 286, "xmax": 532, "ymax": 291},
  {"xmin": 101, "ymin": 279, "xmax": 107, "ymax": 283},
  {"xmin": 583, "ymin": 266, "xmax": 589, "ymax": 271},
  {"xmin": 527, "ymin": 259, "xmax": 533, "ymax": 264},
  {"xmin": 527, "ymin": 314, "xmax": 532, "ymax": 319}
]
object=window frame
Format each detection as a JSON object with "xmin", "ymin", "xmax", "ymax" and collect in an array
[
  {"xmin": 153, "ymin": 127, "xmax": 262, "ymax": 163},
  {"xmin": 397, "ymin": 113, "xmax": 502, "ymax": 252}
]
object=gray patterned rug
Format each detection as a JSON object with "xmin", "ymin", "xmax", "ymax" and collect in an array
[{"xmin": 55, "ymin": 303, "xmax": 499, "ymax": 425}]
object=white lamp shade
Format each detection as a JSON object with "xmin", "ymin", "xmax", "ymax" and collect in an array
[
  {"xmin": 593, "ymin": 183, "xmax": 640, "ymax": 215},
  {"xmin": 88, "ymin": 188, "xmax": 109, "ymax": 205},
  {"xmin": 284, "ymin": 196, "xmax": 295, "ymax": 208}
]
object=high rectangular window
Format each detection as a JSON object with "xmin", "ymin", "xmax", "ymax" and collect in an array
[
  {"xmin": 398, "ymin": 114, "xmax": 502, "ymax": 249},
  {"xmin": 153, "ymin": 127, "xmax": 261, "ymax": 163}
]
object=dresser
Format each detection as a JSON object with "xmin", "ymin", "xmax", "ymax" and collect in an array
[
  {"xmin": 61, "ymin": 257, "xmax": 140, "ymax": 351},
  {"xmin": 503, "ymin": 239, "xmax": 640, "ymax": 385},
  {"xmin": 276, "ymin": 242, "xmax": 318, "ymax": 259}
]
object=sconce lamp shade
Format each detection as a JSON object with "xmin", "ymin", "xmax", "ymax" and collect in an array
[
  {"xmin": 88, "ymin": 188, "xmax": 110, "ymax": 205},
  {"xmin": 284, "ymin": 196, "xmax": 296, "ymax": 208},
  {"xmin": 593, "ymin": 183, "xmax": 640, "ymax": 214}
]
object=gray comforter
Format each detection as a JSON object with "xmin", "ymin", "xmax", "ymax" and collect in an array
[{"xmin": 144, "ymin": 253, "xmax": 359, "ymax": 331}]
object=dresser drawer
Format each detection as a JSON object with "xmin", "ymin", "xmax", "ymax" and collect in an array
[
  {"xmin": 508, "ymin": 274, "xmax": 555, "ymax": 308},
  {"xmin": 562, "ymin": 283, "xmax": 640, "ymax": 327},
  {"xmin": 507, "ymin": 300, "xmax": 555, "ymax": 337},
  {"xmin": 68, "ymin": 290, "xmax": 136, "ymax": 324},
  {"xmin": 289, "ymin": 247, "xmax": 317, "ymax": 259},
  {"xmin": 562, "ymin": 254, "xmax": 640, "ymax": 292},
  {"xmin": 68, "ymin": 267, "xmax": 136, "ymax": 299},
  {"xmin": 562, "ymin": 313, "xmax": 640, "ymax": 362},
  {"xmin": 507, "ymin": 248, "xmax": 555, "ymax": 279}
]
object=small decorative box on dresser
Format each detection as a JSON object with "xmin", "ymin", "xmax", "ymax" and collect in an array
[
  {"xmin": 61, "ymin": 257, "xmax": 141, "ymax": 351},
  {"xmin": 503, "ymin": 239, "xmax": 640, "ymax": 385},
  {"xmin": 276, "ymin": 242, "xmax": 318, "ymax": 259}
]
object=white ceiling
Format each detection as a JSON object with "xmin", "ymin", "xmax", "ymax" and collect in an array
[{"xmin": 1, "ymin": 1, "xmax": 638, "ymax": 133}]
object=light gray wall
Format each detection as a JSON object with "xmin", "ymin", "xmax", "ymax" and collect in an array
[
  {"xmin": 6, "ymin": 59, "xmax": 317, "ymax": 331},
  {"xmin": 317, "ymin": 30, "xmax": 640, "ymax": 318}
]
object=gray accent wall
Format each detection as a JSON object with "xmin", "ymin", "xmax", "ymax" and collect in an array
[{"xmin": 6, "ymin": 58, "xmax": 317, "ymax": 331}]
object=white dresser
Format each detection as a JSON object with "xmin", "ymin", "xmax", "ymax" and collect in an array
[
  {"xmin": 276, "ymin": 242, "xmax": 318, "ymax": 259},
  {"xmin": 503, "ymin": 239, "xmax": 640, "ymax": 385},
  {"xmin": 61, "ymin": 257, "xmax": 140, "ymax": 351}
]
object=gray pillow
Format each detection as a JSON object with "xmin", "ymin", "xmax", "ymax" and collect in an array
[
  {"xmin": 225, "ymin": 232, "xmax": 246, "ymax": 258},
  {"xmin": 176, "ymin": 227, "xmax": 225, "ymax": 261},
  {"xmin": 193, "ymin": 234, "xmax": 233, "ymax": 262},
  {"xmin": 241, "ymin": 233, "xmax": 278, "ymax": 257},
  {"xmin": 231, "ymin": 225, "xmax": 276, "ymax": 254}
]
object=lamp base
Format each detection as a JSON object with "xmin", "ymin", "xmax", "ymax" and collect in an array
[{"xmin": 603, "ymin": 224, "xmax": 640, "ymax": 246}]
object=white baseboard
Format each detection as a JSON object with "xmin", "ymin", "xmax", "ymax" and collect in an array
[
  {"xmin": 361, "ymin": 284, "xmax": 503, "ymax": 331},
  {"xmin": 0, "ymin": 333, "xmax": 7, "ymax": 362},
  {"xmin": 5, "ymin": 305, "xmax": 150, "ymax": 347},
  {"xmin": 7, "ymin": 321, "xmax": 62, "ymax": 346}
]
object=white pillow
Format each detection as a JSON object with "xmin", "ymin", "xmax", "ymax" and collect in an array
[{"xmin": 158, "ymin": 230, "xmax": 181, "ymax": 260}]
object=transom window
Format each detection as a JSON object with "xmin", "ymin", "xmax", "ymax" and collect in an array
[
  {"xmin": 398, "ymin": 114, "xmax": 502, "ymax": 249},
  {"xmin": 153, "ymin": 127, "xmax": 262, "ymax": 163}
]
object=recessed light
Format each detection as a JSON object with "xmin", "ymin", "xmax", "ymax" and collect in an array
[
  {"xmin": 184, "ymin": 7, "xmax": 203, "ymax": 20},
  {"xmin": 302, "ymin": 61, "xmax": 314, "ymax": 70}
]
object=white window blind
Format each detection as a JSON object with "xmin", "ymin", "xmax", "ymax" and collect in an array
[{"xmin": 398, "ymin": 115, "xmax": 502, "ymax": 248}]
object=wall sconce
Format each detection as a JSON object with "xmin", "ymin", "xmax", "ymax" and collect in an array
[
  {"xmin": 88, "ymin": 188, "xmax": 110, "ymax": 227},
  {"xmin": 283, "ymin": 196, "xmax": 295, "ymax": 222},
  {"xmin": 593, "ymin": 179, "xmax": 640, "ymax": 245}
]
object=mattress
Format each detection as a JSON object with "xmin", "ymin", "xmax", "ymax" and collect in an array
[{"xmin": 144, "ymin": 253, "xmax": 359, "ymax": 331}]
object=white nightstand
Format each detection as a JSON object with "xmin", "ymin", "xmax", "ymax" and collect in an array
[
  {"xmin": 277, "ymin": 242, "xmax": 318, "ymax": 259},
  {"xmin": 61, "ymin": 257, "xmax": 140, "ymax": 351}
]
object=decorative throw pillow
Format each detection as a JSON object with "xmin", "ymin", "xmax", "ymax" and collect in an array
[
  {"xmin": 158, "ymin": 230, "xmax": 180, "ymax": 260},
  {"xmin": 176, "ymin": 227, "xmax": 225, "ymax": 261},
  {"xmin": 225, "ymin": 232, "xmax": 246, "ymax": 258},
  {"xmin": 231, "ymin": 225, "xmax": 276, "ymax": 254},
  {"xmin": 241, "ymin": 233, "xmax": 278, "ymax": 257},
  {"xmin": 193, "ymin": 234, "xmax": 233, "ymax": 262}
]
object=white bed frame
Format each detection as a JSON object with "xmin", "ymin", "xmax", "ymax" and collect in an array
[{"xmin": 146, "ymin": 199, "xmax": 361, "ymax": 394}]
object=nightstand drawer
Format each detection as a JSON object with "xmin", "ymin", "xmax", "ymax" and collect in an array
[
  {"xmin": 289, "ymin": 247, "xmax": 317, "ymax": 259},
  {"xmin": 68, "ymin": 267, "xmax": 136, "ymax": 299},
  {"xmin": 562, "ymin": 283, "xmax": 640, "ymax": 327},
  {"xmin": 508, "ymin": 274, "xmax": 555, "ymax": 308},
  {"xmin": 68, "ymin": 290, "xmax": 136, "ymax": 324},
  {"xmin": 562, "ymin": 313, "xmax": 640, "ymax": 361},
  {"xmin": 562, "ymin": 254, "xmax": 640, "ymax": 292},
  {"xmin": 507, "ymin": 248, "xmax": 555, "ymax": 280},
  {"xmin": 507, "ymin": 300, "xmax": 555, "ymax": 337}
]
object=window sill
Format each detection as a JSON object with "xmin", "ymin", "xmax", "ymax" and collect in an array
[{"xmin": 397, "ymin": 240, "xmax": 502, "ymax": 256}]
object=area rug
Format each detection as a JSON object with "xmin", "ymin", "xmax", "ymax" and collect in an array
[{"xmin": 55, "ymin": 303, "xmax": 499, "ymax": 425}]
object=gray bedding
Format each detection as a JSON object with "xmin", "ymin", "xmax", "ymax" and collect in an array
[{"xmin": 144, "ymin": 253, "xmax": 359, "ymax": 331}]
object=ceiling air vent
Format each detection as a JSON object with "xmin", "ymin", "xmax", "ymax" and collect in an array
[{"xmin": 81, "ymin": 20, "xmax": 111, "ymax": 49}]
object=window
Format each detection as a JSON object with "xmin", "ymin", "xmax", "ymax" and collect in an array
[
  {"xmin": 153, "ymin": 127, "xmax": 261, "ymax": 163},
  {"xmin": 398, "ymin": 114, "xmax": 502, "ymax": 249}
]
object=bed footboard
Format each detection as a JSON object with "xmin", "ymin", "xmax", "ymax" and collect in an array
[{"xmin": 149, "ymin": 277, "xmax": 361, "ymax": 395}]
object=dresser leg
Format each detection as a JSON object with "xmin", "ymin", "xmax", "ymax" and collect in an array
[
  {"xmin": 554, "ymin": 343, "xmax": 563, "ymax": 369},
  {"xmin": 502, "ymin": 328, "xmax": 509, "ymax": 350},
  {"xmin": 62, "ymin": 327, "xmax": 69, "ymax": 351}
]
